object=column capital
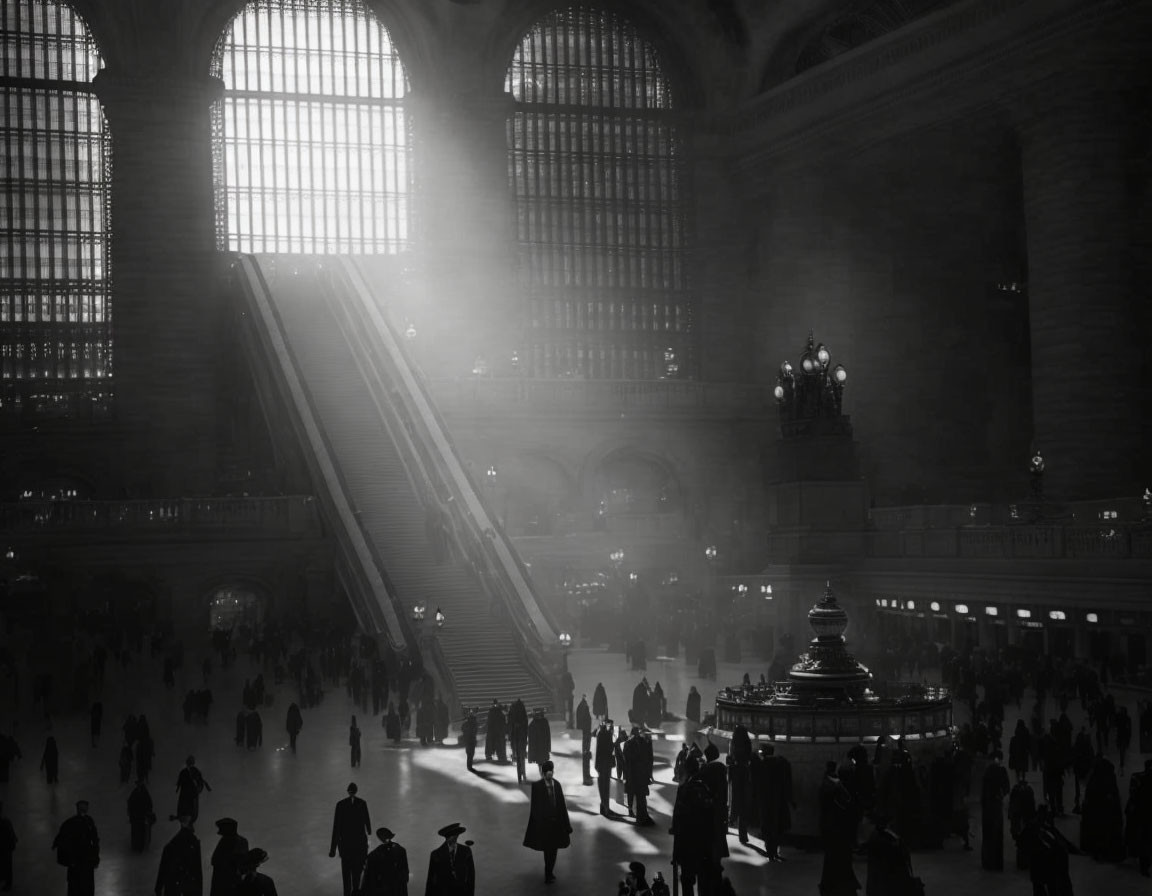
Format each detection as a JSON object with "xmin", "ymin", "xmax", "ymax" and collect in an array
[{"xmin": 92, "ymin": 71, "xmax": 225, "ymax": 124}]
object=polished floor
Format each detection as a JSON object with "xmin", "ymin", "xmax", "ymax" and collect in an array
[{"xmin": 1, "ymin": 642, "xmax": 1148, "ymax": 895}]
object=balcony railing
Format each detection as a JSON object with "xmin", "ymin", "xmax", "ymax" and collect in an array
[
  {"xmin": 0, "ymin": 496, "xmax": 322, "ymax": 537},
  {"xmin": 866, "ymin": 523, "xmax": 1152, "ymax": 560}
]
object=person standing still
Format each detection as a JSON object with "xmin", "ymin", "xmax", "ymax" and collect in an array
[
  {"xmin": 349, "ymin": 716, "xmax": 362, "ymax": 768},
  {"xmin": 330, "ymin": 783, "xmax": 371, "ymax": 896},
  {"xmin": 522, "ymin": 760, "xmax": 572, "ymax": 884}
]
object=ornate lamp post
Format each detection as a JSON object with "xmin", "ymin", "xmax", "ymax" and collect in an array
[{"xmin": 774, "ymin": 332, "xmax": 848, "ymax": 430}]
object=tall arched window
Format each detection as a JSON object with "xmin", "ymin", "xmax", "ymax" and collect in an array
[
  {"xmin": 1, "ymin": 0, "xmax": 112, "ymax": 421},
  {"xmin": 212, "ymin": 0, "xmax": 411, "ymax": 254},
  {"xmin": 507, "ymin": 7, "xmax": 693, "ymax": 380}
]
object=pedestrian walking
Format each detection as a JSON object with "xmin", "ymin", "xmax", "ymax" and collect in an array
[
  {"xmin": 349, "ymin": 716, "xmax": 362, "ymax": 767},
  {"xmin": 155, "ymin": 815, "xmax": 202, "ymax": 896},
  {"xmin": 329, "ymin": 783, "xmax": 371, "ymax": 896},
  {"xmin": 128, "ymin": 778, "xmax": 155, "ymax": 852},
  {"xmin": 52, "ymin": 800, "xmax": 100, "ymax": 896},
  {"xmin": 425, "ymin": 822, "xmax": 474, "ymax": 896},
  {"xmin": 522, "ymin": 761, "xmax": 571, "ymax": 884},
  {"xmin": 360, "ymin": 827, "xmax": 408, "ymax": 896},
  {"xmin": 210, "ymin": 817, "xmax": 248, "ymax": 896}
]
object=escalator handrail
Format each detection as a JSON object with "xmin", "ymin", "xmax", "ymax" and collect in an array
[
  {"xmin": 236, "ymin": 255, "xmax": 414, "ymax": 654},
  {"xmin": 339, "ymin": 258, "xmax": 559, "ymax": 645}
]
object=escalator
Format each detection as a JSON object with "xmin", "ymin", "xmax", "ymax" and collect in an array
[{"xmin": 234, "ymin": 254, "xmax": 557, "ymax": 713}]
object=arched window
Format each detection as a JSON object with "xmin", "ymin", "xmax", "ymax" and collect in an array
[
  {"xmin": 212, "ymin": 0, "xmax": 411, "ymax": 254},
  {"xmin": 1, "ymin": 0, "xmax": 112, "ymax": 421},
  {"xmin": 507, "ymin": 7, "xmax": 693, "ymax": 380}
]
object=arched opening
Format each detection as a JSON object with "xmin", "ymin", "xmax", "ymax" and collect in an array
[
  {"xmin": 212, "ymin": 0, "xmax": 411, "ymax": 254},
  {"xmin": 591, "ymin": 447, "xmax": 682, "ymax": 517},
  {"xmin": 498, "ymin": 454, "xmax": 574, "ymax": 536},
  {"xmin": 506, "ymin": 6, "xmax": 695, "ymax": 380},
  {"xmin": 1, "ymin": 0, "xmax": 112, "ymax": 422},
  {"xmin": 207, "ymin": 583, "xmax": 266, "ymax": 633}
]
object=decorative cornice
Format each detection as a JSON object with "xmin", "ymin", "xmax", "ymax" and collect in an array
[{"xmin": 715, "ymin": 0, "xmax": 1146, "ymax": 175}]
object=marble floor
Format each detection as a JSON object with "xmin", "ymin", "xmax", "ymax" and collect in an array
[{"xmin": 2, "ymin": 642, "xmax": 1149, "ymax": 895}]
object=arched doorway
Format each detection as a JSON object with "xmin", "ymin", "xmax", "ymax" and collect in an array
[
  {"xmin": 591, "ymin": 448, "xmax": 682, "ymax": 517},
  {"xmin": 208, "ymin": 584, "xmax": 265, "ymax": 634}
]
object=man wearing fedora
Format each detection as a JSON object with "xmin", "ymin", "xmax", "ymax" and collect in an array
[
  {"xmin": 425, "ymin": 822, "xmax": 474, "ymax": 896},
  {"xmin": 360, "ymin": 826, "xmax": 408, "ymax": 896},
  {"xmin": 236, "ymin": 848, "xmax": 276, "ymax": 895},
  {"xmin": 523, "ymin": 760, "xmax": 572, "ymax": 884},
  {"xmin": 210, "ymin": 817, "xmax": 248, "ymax": 896},
  {"xmin": 330, "ymin": 783, "xmax": 371, "ymax": 896}
]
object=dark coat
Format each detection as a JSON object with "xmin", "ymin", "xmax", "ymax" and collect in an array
[
  {"xmin": 575, "ymin": 699, "xmax": 591, "ymax": 735},
  {"xmin": 592, "ymin": 684, "xmax": 608, "ymax": 719},
  {"xmin": 594, "ymin": 726, "xmax": 615, "ymax": 774},
  {"xmin": 461, "ymin": 716, "xmax": 478, "ymax": 751},
  {"xmin": 236, "ymin": 871, "xmax": 278, "ymax": 896},
  {"xmin": 622, "ymin": 734, "xmax": 652, "ymax": 797},
  {"xmin": 685, "ymin": 689, "xmax": 701, "ymax": 724},
  {"xmin": 1080, "ymin": 756, "xmax": 1125, "ymax": 860},
  {"xmin": 128, "ymin": 783, "xmax": 154, "ymax": 824},
  {"xmin": 285, "ymin": 704, "xmax": 303, "ymax": 736},
  {"xmin": 52, "ymin": 813, "xmax": 100, "ymax": 869},
  {"xmin": 698, "ymin": 758, "xmax": 730, "ymax": 859},
  {"xmin": 865, "ymin": 826, "xmax": 915, "ymax": 896},
  {"xmin": 671, "ymin": 775, "xmax": 715, "ymax": 869},
  {"xmin": 755, "ymin": 753, "xmax": 793, "ymax": 840},
  {"xmin": 330, "ymin": 796, "xmax": 371, "ymax": 856},
  {"xmin": 209, "ymin": 831, "xmax": 249, "ymax": 896},
  {"xmin": 507, "ymin": 700, "xmax": 529, "ymax": 747},
  {"xmin": 484, "ymin": 706, "xmax": 506, "ymax": 755},
  {"xmin": 361, "ymin": 840, "xmax": 409, "ymax": 896},
  {"xmin": 527, "ymin": 715, "xmax": 551, "ymax": 764},
  {"xmin": 425, "ymin": 842, "xmax": 474, "ymax": 896},
  {"xmin": 523, "ymin": 778, "xmax": 572, "ymax": 851},
  {"xmin": 156, "ymin": 826, "xmax": 203, "ymax": 896},
  {"xmin": 980, "ymin": 762, "xmax": 1010, "ymax": 870}
]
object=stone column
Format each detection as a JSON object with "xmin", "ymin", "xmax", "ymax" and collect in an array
[
  {"xmin": 408, "ymin": 87, "xmax": 518, "ymax": 378},
  {"xmin": 1018, "ymin": 73, "xmax": 1139, "ymax": 500},
  {"xmin": 93, "ymin": 72, "xmax": 225, "ymax": 497}
]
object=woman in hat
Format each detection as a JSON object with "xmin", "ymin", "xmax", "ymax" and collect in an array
[{"xmin": 426, "ymin": 823, "xmax": 473, "ymax": 896}]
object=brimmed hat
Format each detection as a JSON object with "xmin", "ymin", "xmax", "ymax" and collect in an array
[
  {"xmin": 541, "ymin": 760, "xmax": 554, "ymax": 773},
  {"xmin": 215, "ymin": 818, "xmax": 238, "ymax": 833},
  {"xmin": 628, "ymin": 861, "xmax": 646, "ymax": 878},
  {"xmin": 242, "ymin": 848, "xmax": 268, "ymax": 869},
  {"xmin": 347, "ymin": 783, "xmax": 358, "ymax": 794},
  {"xmin": 376, "ymin": 827, "xmax": 395, "ymax": 841},
  {"xmin": 437, "ymin": 822, "xmax": 466, "ymax": 838}
]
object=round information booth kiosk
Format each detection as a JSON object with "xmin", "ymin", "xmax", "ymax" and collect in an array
[{"xmin": 707, "ymin": 582, "xmax": 953, "ymax": 839}]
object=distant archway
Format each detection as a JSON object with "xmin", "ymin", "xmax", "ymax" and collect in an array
[
  {"xmin": 207, "ymin": 583, "xmax": 266, "ymax": 633},
  {"xmin": 591, "ymin": 447, "xmax": 682, "ymax": 516}
]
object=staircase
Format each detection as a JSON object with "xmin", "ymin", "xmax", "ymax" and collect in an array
[{"xmin": 238, "ymin": 255, "xmax": 553, "ymax": 712}]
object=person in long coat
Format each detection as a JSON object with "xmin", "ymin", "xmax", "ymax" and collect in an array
[
  {"xmin": 671, "ymin": 755, "xmax": 718, "ymax": 896},
  {"xmin": 1008, "ymin": 719, "xmax": 1031, "ymax": 784},
  {"xmin": 508, "ymin": 699, "xmax": 529, "ymax": 783},
  {"xmin": 1008, "ymin": 779, "xmax": 1037, "ymax": 870},
  {"xmin": 980, "ymin": 751, "xmax": 1010, "ymax": 870},
  {"xmin": 484, "ymin": 701, "xmax": 507, "ymax": 763},
  {"xmin": 460, "ymin": 711, "xmax": 478, "ymax": 772},
  {"xmin": 522, "ymin": 761, "xmax": 572, "ymax": 884},
  {"xmin": 819, "ymin": 763, "xmax": 860, "ymax": 896},
  {"xmin": 52, "ymin": 800, "xmax": 100, "ymax": 896},
  {"xmin": 384, "ymin": 703, "xmax": 401, "ymax": 744},
  {"xmin": 685, "ymin": 686, "xmax": 701, "ymax": 725},
  {"xmin": 699, "ymin": 742, "xmax": 730, "ymax": 862},
  {"xmin": 330, "ymin": 783, "xmax": 371, "ymax": 896},
  {"xmin": 1071, "ymin": 725, "xmax": 1094, "ymax": 813},
  {"xmin": 155, "ymin": 815, "xmax": 203, "ymax": 896},
  {"xmin": 244, "ymin": 711, "xmax": 262, "ymax": 750},
  {"xmin": 592, "ymin": 683, "xmax": 608, "ymax": 721},
  {"xmin": 128, "ymin": 778, "xmax": 154, "ymax": 852},
  {"xmin": 210, "ymin": 817, "xmax": 248, "ymax": 896},
  {"xmin": 631, "ymin": 679, "xmax": 649, "ymax": 727},
  {"xmin": 526, "ymin": 709, "xmax": 551, "ymax": 777},
  {"xmin": 285, "ymin": 704, "xmax": 303, "ymax": 754},
  {"xmin": 425, "ymin": 822, "xmax": 474, "ymax": 896},
  {"xmin": 622, "ymin": 728, "xmax": 654, "ymax": 825},
  {"xmin": 360, "ymin": 827, "xmax": 408, "ymax": 896},
  {"xmin": 41, "ymin": 734, "xmax": 60, "ymax": 784},
  {"xmin": 754, "ymin": 742, "xmax": 793, "ymax": 861},
  {"xmin": 594, "ymin": 720, "xmax": 618, "ymax": 817},
  {"xmin": 176, "ymin": 756, "xmax": 211, "ymax": 824},
  {"xmin": 1080, "ymin": 754, "xmax": 1125, "ymax": 861}
]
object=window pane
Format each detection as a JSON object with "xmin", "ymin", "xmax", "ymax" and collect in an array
[
  {"xmin": 1, "ymin": 0, "xmax": 113, "ymax": 421},
  {"xmin": 213, "ymin": 0, "xmax": 411, "ymax": 256},
  {"xmin": 507, "ymin": 7, "xmax": 694, "ymax": 381}
]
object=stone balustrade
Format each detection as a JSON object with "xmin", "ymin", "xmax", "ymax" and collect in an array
[
  {"xmin": 0, "ymin": 495, "xmax": 321, "ymax": 537},
  {"xmin": 866, "ymin": 522, "xmax": 1152, "ymax": 560}
]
